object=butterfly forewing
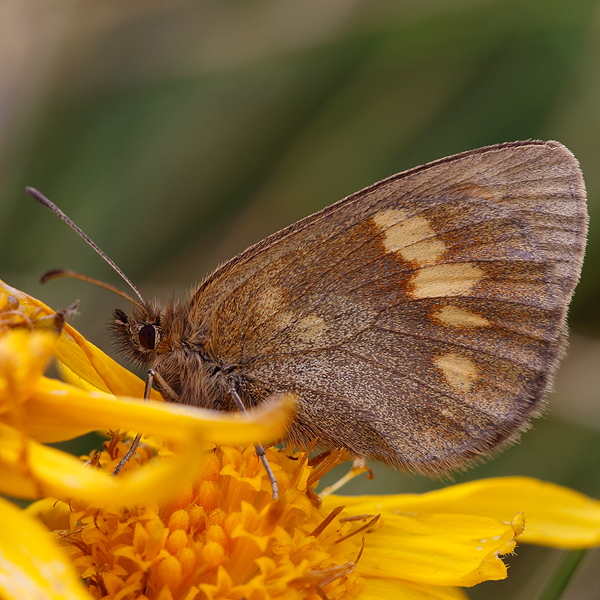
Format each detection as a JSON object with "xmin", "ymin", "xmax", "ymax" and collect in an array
[{"xmin": 191, "ymin": 141, "xmax": 587, "ymax": 473}]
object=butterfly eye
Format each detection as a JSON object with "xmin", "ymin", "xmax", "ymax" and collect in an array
[{"xmin": 139, "ymin": 324, "xmax": 157, "ymax": 350}]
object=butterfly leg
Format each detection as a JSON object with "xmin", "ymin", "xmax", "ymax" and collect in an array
[
  {"xmin": 147, "ymin": 369, "xmax": 181, "ymax": 403},
  {"xmin": 113, "ymin": 368, "xmax": 156, "ymax": 475},
  {"xmin": 227, "ymin": 388, "xmax": 279, "ymax": 500}
]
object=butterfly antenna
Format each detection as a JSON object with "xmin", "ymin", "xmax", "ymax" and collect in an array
[
  {"xmin": 26, "ymin": 187, "xmax": 146, "ymax": 306},
  {"xmin": 41, "ymin": 269, "xmax": 146, "ymax": 311}
]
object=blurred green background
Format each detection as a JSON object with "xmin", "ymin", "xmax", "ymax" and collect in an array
[{"xmin": 1, "ymin": 1, "xmax": 600, "ymax": 598}]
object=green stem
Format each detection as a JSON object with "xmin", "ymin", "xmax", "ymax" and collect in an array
[{"xmin": 535, "ymin": 549, "xmax": 587, "ymax": 600}]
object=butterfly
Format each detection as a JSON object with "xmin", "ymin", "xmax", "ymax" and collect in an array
[{"xmin": 30, "ymin": 140, "xmax": 588, "ymax": 479}]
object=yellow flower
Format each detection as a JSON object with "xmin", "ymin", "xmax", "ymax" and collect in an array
[
  {"xmin": 32, "ymin": 443, "xmax": 369, "ymax": 600},
  {"xmin": 2, "ymin": 279, "xmax": 600, "ymax": 600},
  {"xmin": 29, "ymin": 440, "xmax": 600, "ymax": 600}
]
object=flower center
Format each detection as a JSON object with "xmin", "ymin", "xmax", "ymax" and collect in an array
[{"xmin": 56, "ymin": 439, "xmax": 371, "ymax": 600}]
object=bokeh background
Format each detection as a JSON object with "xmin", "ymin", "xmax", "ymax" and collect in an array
[{"xmin": 1, "ymin": 1, "xmax": 600, "ymax": 598}]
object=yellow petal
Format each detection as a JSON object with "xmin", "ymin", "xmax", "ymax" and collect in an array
[
  {"xmin": 25, "ymin": 498, "xmax": 71, "ymax": 531},
  {"xmin": 359, "ymin": 578, "xmax": 469, "ymax": 600},
  {"xmin": 328, "ymin": 477, "xmax": 600, "ymax": 548},
  {"xmin": 0, "ymin": 279, "xmax": 156, "ymax": 399},
  {"xmin": 22, "ymin": 376, "xmax": 294, "ymax": 444},
  {"xmin": 357, "ymin": 512, "xmax": 516, "ymax": 587},
  {"xmin": 0, "ymin": 496, "xmax": 92, "ymax": 600},
  {"xmin": 0, "ymin": 329, "xmax": 57, "ymax": 410},
  {"xmin": 0, "ymin": 419, "xmax": 204, "ymax": 503},
  {"xmin": 55, "ymin": 325, "xmax": 158, "ymax": 398},
  {"xmin": 56, "ymin": 361, "xmax": 103, "ymax": 392},
  {"xmin": 0, "ymin": 389, "xmax": 295, "ymax": 503}
]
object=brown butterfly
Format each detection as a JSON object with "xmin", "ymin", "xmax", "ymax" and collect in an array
[{"xmin": 29, "ymin": 140, "xmax": 588, "ymax": 483}]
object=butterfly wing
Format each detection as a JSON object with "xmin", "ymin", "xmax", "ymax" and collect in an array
[{"xmin": 192, "ymin": 141, "xmax": 587, "ymax": 473}]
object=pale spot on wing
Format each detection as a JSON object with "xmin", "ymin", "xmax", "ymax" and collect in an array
[
  {"xmin": 257, "ymin": 286, "xmax": 285, "ymax": 312},
  {"xmin": 435, "ymin": 352, "xmax": 479, "ymax": 392},
  {"xmin": 257, "ymin": 286, "xmax": 326, "ymax": 343},
  {"xmin": 433, "ymin": 306, "xmax": 490, "ymax": 328},
  {"xmin": 257, "ymin": 287, "xmax": 295, "ymax": 328},
  {"xmin": 373, "ymin": 209, "xmax": 446, "ymax": 266},
  {"xmin": 295, "ymin": 314, "xmax": 327, "ymax": 343},
  {"xmin": 411, "ymin": 263, "xmax": 484, "ymax": 299},
  {"xmin": 277, "ymin": 313, "xmax": 295, "ymax": 329},
  {"xmin": 372, "ymin": 207, "xmax": 409, "ymax": 228}
]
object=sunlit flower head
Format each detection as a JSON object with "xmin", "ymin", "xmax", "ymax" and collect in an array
[
  {"xmin": 39, "ymin": 442, "xmax": 367, "ymax": 600},
  {"xmin": 33, "ymin": 429, "xmax": 600, "ymax": 600},
  {"xmin": 35, "ymin": 435, "xmax": 528, "ymax": 600}
]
